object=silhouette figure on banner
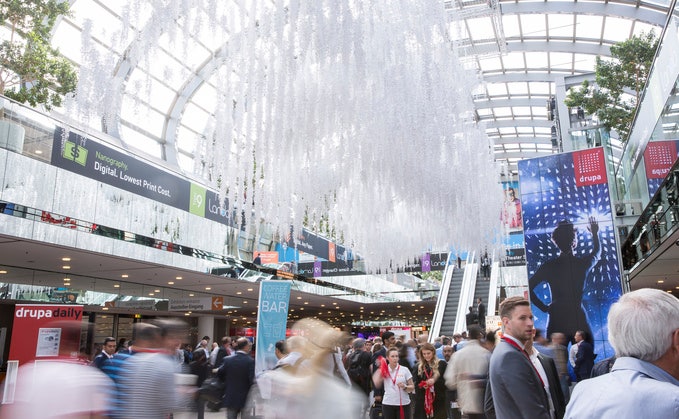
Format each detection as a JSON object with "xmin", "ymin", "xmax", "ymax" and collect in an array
[{"xmin": 529, "ymin": 217, "xmax": 600, "ymax": 343}]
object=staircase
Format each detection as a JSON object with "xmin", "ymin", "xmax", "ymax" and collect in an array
[{"xmin": 438, "ymin": 267, "xmax": 465, "ymax": 336}]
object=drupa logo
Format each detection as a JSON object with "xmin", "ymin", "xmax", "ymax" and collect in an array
[
  {"xmin": 62, "ymin": 140, "xmax": 88, "ymax": 166},
  {"xmin": 15, "ymin": 306, "xmax": 83, "ymax": 320}
]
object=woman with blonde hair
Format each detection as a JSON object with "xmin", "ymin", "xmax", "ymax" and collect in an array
[{"xmin": 413, "ymin": 342, "xmax": 448, "ymax": 419}]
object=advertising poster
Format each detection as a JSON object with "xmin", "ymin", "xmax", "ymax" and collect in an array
[
  {"xmin": 518, "ymin": 148, "xmax": 621, "ymax": 359},
  {"xmin": 8, "ymin": 304, "xmax": 84, "ymax": 365},
  {"xmin": 255, "ymin": 281, "xmax": 291, "ymax": 376},
  {"xmin": 501, "ymin": 181, "xmax": 526, "ymax": 266},
  {"xmin": 643, "ymin": 140, "xmax": 679, "ymax": 199}
]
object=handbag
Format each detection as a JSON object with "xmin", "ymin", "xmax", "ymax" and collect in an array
[
  {"xmin": 198, "ymin": 377, "xmax": 226, "ymax": 403},
  {"xmin": 370, "ymin": 402, "xmax": 383, "ymax": 419}
]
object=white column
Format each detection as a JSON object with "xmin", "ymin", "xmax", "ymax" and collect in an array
[{"xmin": 197, "ymin": 316, "xmax": 215, "ymax": 342}]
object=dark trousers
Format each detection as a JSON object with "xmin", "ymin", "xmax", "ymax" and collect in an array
[{"xmin": 382, "ymin": 403, "xmax": 411, "ymax": 419}]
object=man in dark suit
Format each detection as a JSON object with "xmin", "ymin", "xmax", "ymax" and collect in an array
[
  {"xmin": 477, "ymin": 297, "xmax": 487, "ymax": 330},
  {"xmin": 485, "ymin": 296, "xmax": 551, "ymax": 419},
  {"xmin": 217, "ymin": 337, "xmax": 255, "ymax": 419},
  {"xmin": 526, "ymin": 329, "xmax": 566, "ymax": 419},
  {"xmin": 466, "ymin": 306, "xmax": 478, "ymax": 329},
  {"xmin": 574, "ymin": 330, "xmax": 595, "ymax": 381}
]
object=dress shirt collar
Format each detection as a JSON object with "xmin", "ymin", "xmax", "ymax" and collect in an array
[
  {"xmin": 613, "ymin": 356, "xmax": 679, "ymax": 386},
  {"xmin": 502, "ymin": 333, "xmax": 526, "ymax": 351}
]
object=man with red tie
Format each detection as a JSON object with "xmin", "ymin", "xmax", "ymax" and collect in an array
[{"xmin": 485, "ymin": 296, "xmax": 551, "ymax": 419}]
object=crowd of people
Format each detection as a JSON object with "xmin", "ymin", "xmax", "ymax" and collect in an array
[{"xmin": 2, "ymin": 288, "xmax": 677, "ymax": 418}]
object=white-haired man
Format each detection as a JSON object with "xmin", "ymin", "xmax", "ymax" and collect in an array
[{"xmin": 565, "ymin": 288, "xmax": 679, "ymax": 418}]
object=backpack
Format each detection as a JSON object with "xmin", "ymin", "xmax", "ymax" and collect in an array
[{"xmin": 347, "ymin": 351, "xmax": 369, "ymax": 384}]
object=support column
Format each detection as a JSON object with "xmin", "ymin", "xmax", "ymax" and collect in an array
[{"xmin": 197, "ymin": 316, "xmax": 215, "ymax": 343}]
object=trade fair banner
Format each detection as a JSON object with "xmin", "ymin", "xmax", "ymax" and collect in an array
[
  {"xmin": 518, "ymin": 147, "xmax": 621, "ymax": 360},
  {"xmin": 8, "ymin": 304, "xmax": 84, "ymax": 366},
  {"xmin": 643, "ymin": 140, "xmax": 679, "ymax": 199},
  {"xmin": 255, "ymin": 281, "xmax": 291, "ymax": 376},
  {"xmin": 501, "ymin": 181, "xmax": 526, "ymax": 266}
]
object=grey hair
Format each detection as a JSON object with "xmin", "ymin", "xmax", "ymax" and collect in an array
[
  {"xmin": 353, "ymin": 338, "xmax": 366, "ymax": 350},
  {"xmin": 608, "ymin": 288, "xmax": 679, "ymax": 362}
]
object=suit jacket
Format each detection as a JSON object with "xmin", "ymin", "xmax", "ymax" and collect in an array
[
  {"xmin": 478, "ymin": 303, "xmax": 486, "ymax": 319},
  {"xmin": 574, "ymin": 341, "xmax": 594, "ymax": 381},
  {"xmin": 537, "ymin": 353, "xmax": 566, "ymax": 419},
  {"xmin": 217, "ymin": 351, "xmax": 255, "ymax": 409},
  {"xmin": 486, "ymin": 339, "xmax": 551, "ymax": 419}
]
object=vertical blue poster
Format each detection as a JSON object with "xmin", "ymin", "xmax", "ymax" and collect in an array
[
  {"xmin": 255, "ymin": 281, "xmax": 291, "ymax": 376},
  {"xmin": 518, "ymin": 147, "xmax": 621, "ymax": 361}
]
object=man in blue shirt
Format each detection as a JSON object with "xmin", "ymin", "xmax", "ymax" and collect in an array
[{"xmin": 565, "ymin": 288, "xmax": 679, "ymax": 418}]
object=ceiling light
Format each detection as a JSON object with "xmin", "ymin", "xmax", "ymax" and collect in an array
[
  {"xmin": 189, "ymin": 293, "xmax": 194, "ymax": 297},
  {"xmin": 121, "ymin": 274, "xmax": 128, "ymax": 278},
  {"xmin": 297, "ymin": 296, "xmax": 302, "ymax": 300},
  {"xmin": 148, "ymin": 293, "xmax": 154, "ymax": 296},
  {"xmin": 168, "ymin": 281, "xmax": 174, "ymax": 285},
  {"xmin": 63, "ymin": 277, "xmax": 70, "ymax": 281},
  {"xmin": 113, "ymin": 284, "xmax": 120, "ymax": 288},
  {"xmin": 205, "ymin": 287, "xmax": 211, "ymax": 290},
  {"xmin": 61, "ymin": 257, "xmax": 71, "ymax": 261},
  {"xmin": 658, "ymin": 280, "xmax": 664, "ymax": 283},
  {"xmin": 35, "ymin": 150, "xmax": 43, "ymax": 154},
  {"xmin": 237, "ymin": 291, "xmax": 242, "ymax": 295},
  {"xmin": 304, "ymin": 302, "xmax": 308, "ymax": 305},
  {"xmin": 243, "ymin": 301, "xmax": 248, "ymax": 304},
  {"xmin": 154, "ymin": 289, "xmax": 160, "ymax": 293},
  {"xmin": 176, "ymin": 276, "xmax": 182, "ymax": 280},
  {"xmin": 102, "ymin": 307, "xmax": 109, "ymax": 311},
  {"xmin": 247, "ymin": 288, "xmax": 253, "ymax": 291},
  {"xmin": 0, "ymin": 270, "xmax": 6, "ymax": 274},
  {"xmin": 62, "ymin": 265, "xmax": 70, "ymax": 269}
]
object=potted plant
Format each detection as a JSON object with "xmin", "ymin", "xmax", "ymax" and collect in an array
[
  {"xmin": 0, "ymin": 0, "xmax": 78, "ymax": 152},
  {"xmin": 565, "ymin": 32, "xmax": 658, "ymax": 143}
]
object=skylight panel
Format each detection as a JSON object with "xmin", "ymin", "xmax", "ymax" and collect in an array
[
  {"xmin": 547, "ymin": 14, "xmax": 574, "ymax": 38},
  {"xmin": 520, "ymin": 14, "xmax": 547, "ymax": 38},
  {"xmin": 603, "ymin": 17, "xmax": 632, "ymax": 42},
  {"xmin": 181, "ymin": 103, "xmax": 211, "ymax": 133},
  {"xmin": 527, "ymin": 82, "xmax": 551, "ymax": 96},
  {"xmin": 504, "ymin": 143, "xmax": 520, "ymax": 150},
  {"xmin": 499, "ymin": 127, "xmax": 517, "ymax": 135},
  {"xmin": 575, "ymin": 15, "xmax": 603, "ymax": 40},
  {"xmin": 573, "ymin": 54, "xmax": 597, "ymax": 72},
  {"xmin": 507, "ymin": 82, "xmax": 529, "ymax": 96},
  {"xmin": 537, "ymin": 143, "xmax": 553, "ymax": 150},
  {"xmin": 467, "ymin": 17, "xmax": 496, "ymax": 41},
  {"xmin": 494, "ymin": 107, "xmax": 513, "ymax": 118},
  {"xmin": 52, "ymin": 22, "xmax": 87, "ymax": 65},
  {"xmin": 516, "ymin": 125, "xmax": 534, "ymax": 134},
  {"xmin": 70, "ymin": 1, "xmax": 124, "ymax": 46},
  {"xmin": 478, "ymin": 56, "xmax": 503, "ymax": 73},
  {"xmin": 502, "ymin": 53, "xmax": 525, "ymax": 71},
  {"xmin": 486, "ymin": 83, "xmax": 509, "ymax": 97},
  {"xmin": 531, "ymin": 106, "xmax": 547, "ymax": 117},
  {"xmin": 549, "ymin": 52, "xmax": 573, "ymax": 70},
  {"xmin": 120, "ymin": 97, "xmax": 166, "ymax": 137},
  {"xmin": 176, "ymin": 125, "xmax": 201, "ymax": 155},
  {"xmin": 120, "ymin": 125, "xmax": 162, "ymax": 158},
  {"xmin": 524, "ymin": 52, "xmax": 548, "ymax": 70},
  {"xmin": 535, "ymin": 127, "xmax": 551, "ymax": 135},
  {"xmin": 632, "ymin": 21, "xmax": 659, "ymax": 37},
  {"xmin": 502, "ymin": 15, "xmax": 521, "ymax": 38}
]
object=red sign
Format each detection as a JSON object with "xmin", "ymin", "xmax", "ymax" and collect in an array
[
  {"xmin": 8, "ymin": 304, "xmax": 84, "ymax": 366},
  {"xmin": 573, "ymin": 148, "xmax": 607, "ymax": 187},
  {"xmin": 644, "ymin": 141, "xmax": 678, "ymax": 179},
  {"xmin": 254, "ymin": 251, "xmax": 279, "ymax": 264}
]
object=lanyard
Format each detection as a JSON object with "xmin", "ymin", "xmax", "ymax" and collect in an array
[
  {"xmin": 389, "ymin": 364, "xmax": 400, "ymax": 386},
  {"xmin": 501, "ymin": 337, "xmax": 545, "ymax": 387}
]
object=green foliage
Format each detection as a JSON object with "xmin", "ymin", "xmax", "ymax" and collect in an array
[
  {"xmin": 0, "ymin": 0, "xmax": 77, "ymax": 110},
  {"xmin": 564, "ymin": 32, "xmax": 658, "ymax": 142}
]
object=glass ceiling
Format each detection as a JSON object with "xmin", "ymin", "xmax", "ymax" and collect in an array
[{"xmin": 10, "ymin": 0, "xmax": 675, "ymax": 176}]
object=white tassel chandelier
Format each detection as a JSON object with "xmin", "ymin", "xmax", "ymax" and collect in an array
[{"xmin": 74, "ymin": 0, "xmax": 503, "ymax": 270}]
